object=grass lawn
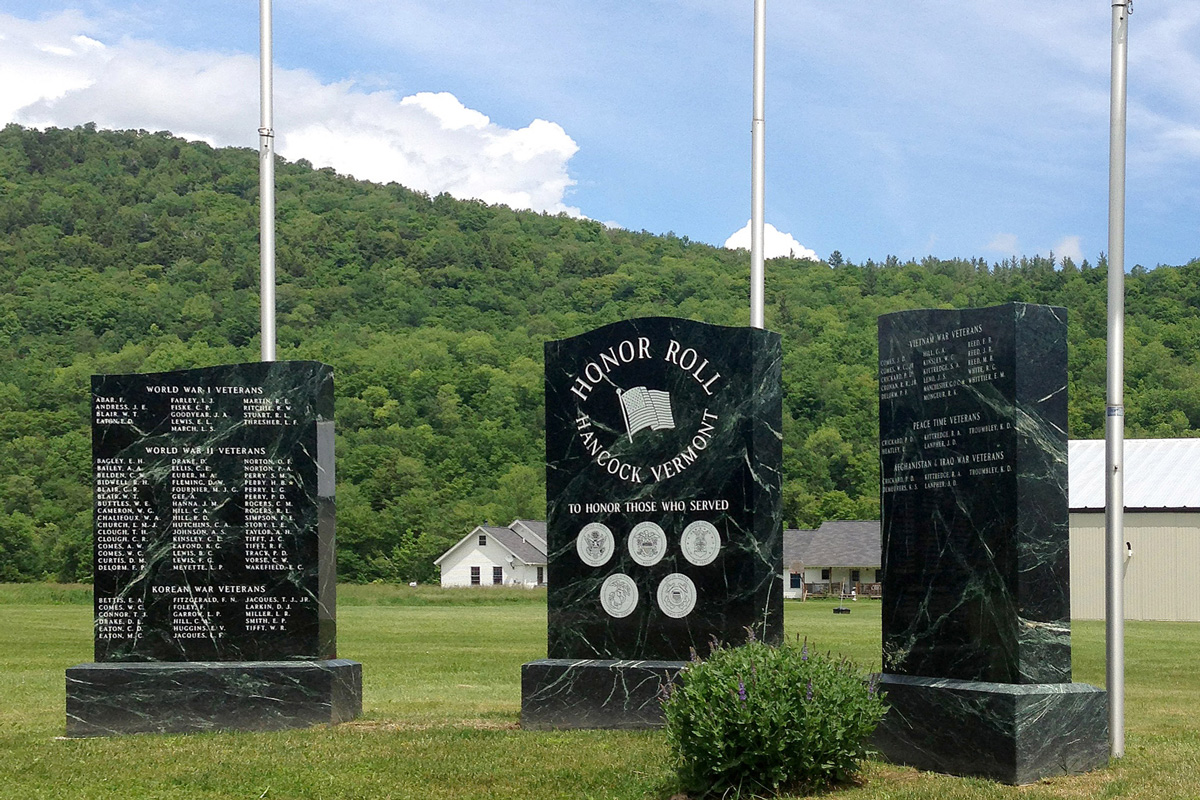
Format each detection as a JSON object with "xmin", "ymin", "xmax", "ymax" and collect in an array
[{"xmin": 0, "ymin": 585, "xmax": 1197, "ymax": 799}]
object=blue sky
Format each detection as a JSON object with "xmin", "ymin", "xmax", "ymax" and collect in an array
[{"xmin": 2, "ymin": 1, "xmax": 1197, "ymax": 268}]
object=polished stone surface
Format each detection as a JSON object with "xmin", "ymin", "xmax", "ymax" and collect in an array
[
  {"xmin": 521, "ymin": 659, "xmax": 684, "ymax": 730},
  {"xmin": 872, "ymin": 674, "xmax": 1108, "ymax": 785},
  {"xmin": 78, "ymin": 362, "xmax": 359, "ymax": 737},
  {"xmin": 91, "ymin": 361, "xmax": 337, "ymax": 662},
  {"xmin": 875, "ymin": 304, "xmax": 1105, "ymax": 783},
  {"xmin": 528, "ymin": 317, "xmax": 783, "ymax": 729},
  {"xmin": 543, "ymin": 317, "xmax": 784, "ymax": 663},
  {"xmin": 66, "ymin": 659, "xmax": 361, "ymax": 737},
  {"xmin": 878, "ymin": 304, "xmax": 1070, "ymax": 684}
]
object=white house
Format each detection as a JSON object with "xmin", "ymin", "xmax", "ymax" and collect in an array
[
  {"xmin": 434, "ymin": 519, "xmax": 547, "ymax": 588},
  {"xmin": 1069, "ymin": 439, "xmax": 1200, "ymax": 621},
  {"xmin": 782, "ymin": 520, "xmax": 881, "ymax": 600}
]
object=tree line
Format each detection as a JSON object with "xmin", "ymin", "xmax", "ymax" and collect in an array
[{"xmin": 2, "ymin": 123, "xmax": 1199, "ymax": 582}]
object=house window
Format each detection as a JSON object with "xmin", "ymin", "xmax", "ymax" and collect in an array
[
  {"xmin": 851, "ymin": 569, "xmax": 861, "ymax": 584},
  {"xmin": 536, "ymin": 567, "xmax": 545, "ymax": 585},
  {"xmin": 470, "ymin": 566, "xmax": 480, "ymax": 586},
  {"xmin": 493, "ymin": 566, "xmax": 503, "ymax": 585},
  {"xmin": 821, "ymin": 568, "xmax": 831, "ymax": 581},
  {"xmin": 478, "ymin": 534, "xmax": 487, "ymax": 547},
  {"xmin": 789, "ymin": 572, "xmax": 802, "ymax": 589}
]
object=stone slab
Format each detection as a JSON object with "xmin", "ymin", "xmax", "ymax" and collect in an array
[
  {"xmin": 872, "ymin": 673, "xmax": 1108, "ymax": 785},
  {"xmin": 520, "ymin": 658, "xmax": 685, "ymax": 730},
  {"xmin": 542, "ymin": 317, "xmax": 783, "ymax": 663},
  {"xmin": 878, "ymin": 304, "xmax": 1070, "ymax": 684},
  {"xmin": 91, "ymin": 361, "xmax": 336, "ymax": 662},
  {"xmin": 65, "ymin": 659, "xmax": 362, "ymax": 737}
]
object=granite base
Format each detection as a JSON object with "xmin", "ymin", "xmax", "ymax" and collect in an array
[
  {"xmin": 872, "ymin": 673, "xmax": 1108, "ymax": 784},
  {"xmin": 521, "ymin": 658, "xmax": 685, "ymax": 730},
  {"xmin": 66, "ymin": 659, "xmax": 362, "ymax": 737}
]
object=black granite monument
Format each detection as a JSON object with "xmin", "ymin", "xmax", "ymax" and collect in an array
[
  {"xmin": 66, "ymin": 361, "xmax": 361, "ymax": 736},
  {"xmin": 872, "ymin": 304, "xmax": 1107, "ymax": 783},
  {"xmin": 522, "ymin": 317, "xmax": 783, "ymax": 729}
]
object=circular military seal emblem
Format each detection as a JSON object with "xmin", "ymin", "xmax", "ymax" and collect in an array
[
  {"xmin": 600, "ymin": 573, "xmax": 639, "ymax": 618},
  {"xmin": 627, "ymin": 521, "xmax": 667, "ymax": 566},
  {"xmin": 576, "ymin": 522, "xmax": 615, "ymax": 567},
  {"xmin": 657, "ymin": 573, "xmax": 697, "ymax": 618},
  {"xmin": 680, "ymin": 520, "xmax": 721, "ymax": 567}
]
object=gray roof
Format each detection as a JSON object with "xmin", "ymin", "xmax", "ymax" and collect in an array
[
  {"xmin": 1070, "ymin": 438, "xmax": 1200, "ymax": 511},
  {"xmin": 783, "ymin": 520, "xmax": 880, "ymax": 568},
  {"xmin": 783, "ymin": 529, "xmax": 815, "ymax": 569},
  {"xmin": 511, "ymin": 519, "xmax": 547, "ymax": 550},
  {"xmin": 486, "ymin": 525, "xmax": 547, "ymax": 565},
  {"xmin": 434, "ymin": 522, "xmax": 549, "ymax": 567}
]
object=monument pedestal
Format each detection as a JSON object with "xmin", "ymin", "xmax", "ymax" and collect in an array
[
  {"xmin": 875, "ymin": 305, "xmax": 1108, "ymax": 783},
  {"xmin": 77, "ymin": 362, "xmax": 361, "ymax": 737},
  {"xmin": 527, "ymin": 318, "xmax": 783, "ymax": 730},
  {"xmin": 520, "ymin": 659, "xmax": 685, "ymax": 730},
  {"xmin": 66, "ymin": 659, "xmax": 362, "ymax": 737},
  {"xmin": 872, "ymin": 673, "xmax": 1108, "ymax": 785}
]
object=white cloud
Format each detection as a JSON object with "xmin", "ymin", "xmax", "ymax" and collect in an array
[
  {"xmin": 0, "ymin": 12, "xmax": 109, "ymax": 123},
  {"xmin": 986, "ymin": 233, "xmax": 1020, "ymax": 254},
  {"xmin": 283, "ymin": 91, "xmax": 580, "ymax": 214},
  {"xmin": 1052, "ymin": 235, "xmax": 1084, "ymax": 264},
  {"xmin": 402, "ymin": 92, "xmax": 489, "ymax": 131},
  {"xmin": 1, "ymin": 12, "xmax": 581, "ymax": 216},
  {"xmin": 988, "ymin": 233, "xmax": 1084, "ymax": 264},
  {"xmin": 724, "ymin": 221, "xmax": 818, "ymax": 261}
]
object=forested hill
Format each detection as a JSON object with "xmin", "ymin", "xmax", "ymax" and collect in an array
[{"xmin": 3, "ymin": 124, "xmax": 1200, "ymax": 583}]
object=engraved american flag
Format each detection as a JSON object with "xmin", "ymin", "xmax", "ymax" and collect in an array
[{"xmin": 618, "ymin": 386, "xmax": 675, "ymax": 441}]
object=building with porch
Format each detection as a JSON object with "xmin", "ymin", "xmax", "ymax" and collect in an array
[
  {"xmin": 772, "ymin": 439, "xmax": 1200, "ymax": 617},
  {"xmin": 782, "ymin": 520, "xmax": 881, "ymax": 600}
]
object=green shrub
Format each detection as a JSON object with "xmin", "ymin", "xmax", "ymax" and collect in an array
[{"xmin": 662, "ymin": 636, "xmax": 887, "ymax": 797}]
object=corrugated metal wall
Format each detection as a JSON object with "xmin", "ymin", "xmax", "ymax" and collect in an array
[{"xmin": 1070, "ymin": 512, "xmax": 1200, "ymax": 622}]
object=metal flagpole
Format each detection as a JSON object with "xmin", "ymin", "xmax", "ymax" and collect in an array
[
  {"xmin": 259, "ymin": 0, "xmax": 277, "ymax": 362},
  {"xmin": 749, "ymin": 0, "xmax": 766, "ymax": 329},
  {"xmin": 1105, "ymin": 0, "xmax": 1129, "ymax": 761}
]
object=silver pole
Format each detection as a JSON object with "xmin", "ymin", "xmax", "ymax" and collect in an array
[
  {"xmin": 749, "ymin": 0, "xmax": 766, "ymax": 329},
  {"xmin": 1105, "ymin": 0, "xmax": 1129, "ymax": 761},
  {"xmin": 259, "ymin": 0, "xmax": 277, "ymax": 362}
]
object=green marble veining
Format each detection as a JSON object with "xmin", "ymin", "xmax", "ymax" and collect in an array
[
  {"xmin": 878, "ymin": 304, "xmax": 1070, "ymax": 684},
  {"xmin": 872, "ymin": 674, "xmax": 1107, "ymax": 784},
  {"xmin": 542, "ymin": 318, "xmax": 783, "ymax": 662},
  {"xmin": 874, "ymin": 304, "xmax": 1106, "ymax": 783},
  {"xmin": 73, "ymin": 361, "xmax": 361, "ymax": 737},
  {"xmin": 526, "ymin": 317, "xmax": 782, "ymax": 730},
  {"xmin": 91, "ymin": 361, "xmax": 337, "ymax": 662},
  {"xmin": 520, "ymin": 659, "xmax": 684, "ymax": 730},
  {"xmin": 66, "ymin": 660, "xmax": 361, "ymax": 737}
]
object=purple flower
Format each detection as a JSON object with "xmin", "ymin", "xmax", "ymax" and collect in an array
[
  {"xmin": 801, "ymin": 642, "xmax": 809, "ymax": 662},
  {"xmin": 805, "ymin": 679, "xmax": 814, "ymax": 701},
  {"xmin": 738, "ymin": 680, "xmax": 747, "ymax": 702},
  {"xmin": 689, "ymin": 646, "xmax": 700, "ymax": 663}
]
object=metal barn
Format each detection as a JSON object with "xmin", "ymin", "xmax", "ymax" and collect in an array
[{"xmin": 1069, "ymin": 439, "xmax": 1200, "ymax": 622}]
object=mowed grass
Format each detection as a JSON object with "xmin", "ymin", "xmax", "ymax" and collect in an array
[{"xmin": 0, "ymin": 586, "xmax": 1198, "ymax": 799}]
